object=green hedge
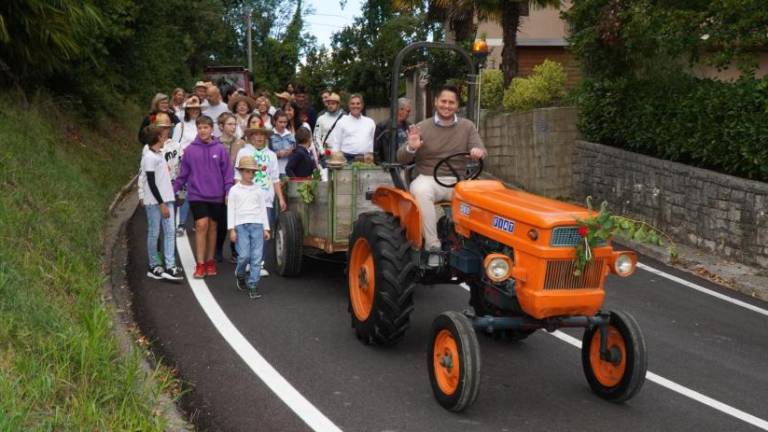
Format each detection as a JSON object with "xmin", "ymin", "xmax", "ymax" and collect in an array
[{"xmin": 577, "ymin": 74, "xmax": 768, "ymax": 181}]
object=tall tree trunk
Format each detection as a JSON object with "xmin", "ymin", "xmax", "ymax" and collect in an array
[{"xmin": 500, "ymin": 1, "xmax": 521, "ymax": 86}]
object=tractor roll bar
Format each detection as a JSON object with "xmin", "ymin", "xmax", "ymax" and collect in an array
[{"xmin": 386, "ymin": 42, "xmax": 478, "ymax": 191}]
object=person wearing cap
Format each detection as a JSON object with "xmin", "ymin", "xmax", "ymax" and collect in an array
[
  {"xmin": 228, "ymin": 155, "xmax": 271, "ymax": 299},
  {"xmin": 173, "ymin": 115, "xmax": 234, "ymax": 279},
  {"xmin": 235, "ymin": 126, "xmax": 287, "ymax": 277},
  {"xmin": 327, "ymin": 94, "xmax": 375, "ymax": 162},
  {"xmin": 313, "ymin": 92, "xmax": 345, "ymax": 161},
  {"xmin": 193, "ymin": 81, "xmax": 209, "ymax": 105},
  {"xmin": 202, "ymin": 85, "xmax": 230, "ymax": 138},
  {"xmin": 138, "ymin": 93, "xmax": 180, "ymax": 145},
  {"xmin": 228, "ymin": 94, "xmax": 257, "ymax": 138},
  {"xmin": 140, "ymin": 118, "xmax": 184, "ymax": 281}
]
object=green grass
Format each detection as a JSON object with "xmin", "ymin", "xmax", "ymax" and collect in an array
[{"xmin": 0, "ymin": 92, "xmax": 174, "ymax": 430}]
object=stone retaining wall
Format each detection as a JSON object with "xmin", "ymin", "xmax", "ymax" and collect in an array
[
  {"xmin": 573, "ymin": 141, "xmax": 768, "ymax": 269},
  {"xmin": 480, "ymin": 107, "xmax": 579, "ymax": 198}
]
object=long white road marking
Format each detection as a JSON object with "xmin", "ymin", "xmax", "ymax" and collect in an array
[
  {"xmin": 549, "ymin": 331, "xmax": 768, "ymax": 431},
  {"xmin": 637, "ymin": 262, "xmax": 768, "ymax": 318},
  {"xmin": 177, "ymin": 236, "xmax": 343, "ymax": 432},
  {"xmin": 457, "ymin": 283, "xmax": 768, "ymax": 431}
]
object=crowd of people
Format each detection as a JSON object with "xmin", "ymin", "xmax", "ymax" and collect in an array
[{"xmin": 136, "ymin": 80, "xmax": 484, "ymax": 299}]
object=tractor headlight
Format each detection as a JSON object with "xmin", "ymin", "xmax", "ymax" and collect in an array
[
  {"xmin": 614, "ymin": 253, "xmax": 636, "ymax": 277},
  {"xmin": 483, "ymin": 254, "xmax": 512, "ymax": 283}
]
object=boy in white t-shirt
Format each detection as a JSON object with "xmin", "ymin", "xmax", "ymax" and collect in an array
[
  {"xmin": 234, "ymin": 127, "xmax": 287, "ymax": 277},
  {"xmin": 228, "ymin": 156, "xmax": 271, "ymax": 299},
  {"xmin": 140, "ymin": 123, "xmax": 184, "ymax": 281}
]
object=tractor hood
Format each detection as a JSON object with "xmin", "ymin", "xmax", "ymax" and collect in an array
[{"xmin": 454, "ymin": 180, "xmax": 593, "ymax": 229}]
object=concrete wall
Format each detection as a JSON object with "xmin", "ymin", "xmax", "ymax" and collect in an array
[
  {"xmin": 480, "ymin": 107, "xmax": 580, "ymax": 198},
  {"xmin": 573, "ymin": 141, "xmax": 768, "ymax": 269}
]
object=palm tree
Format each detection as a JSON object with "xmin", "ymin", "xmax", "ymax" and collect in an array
[{"xmin": 394, "ymin": 0, "xmax": 562, "ymax": 86}]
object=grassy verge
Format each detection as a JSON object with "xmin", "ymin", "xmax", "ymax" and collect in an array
[{"xmin": 0, "ymin": 92, "xmax": 174, "ymax": 430}]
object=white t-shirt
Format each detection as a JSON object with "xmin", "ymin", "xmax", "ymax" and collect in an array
[
  {"xmin": 203, "ymin": 102, "xmax": 230, "ymax": 137},
  {"xmin": 328, "ymin": 114, "xmax": 375, "ymax": 155},
  {"xmin": 234, "ymin": 144, "xmax": 279, "ymax": 208},
  {"xmin": 227, "ymin": 182, "xmax": 270, "ymax": 230},
  {"xmin": 137, "ymin": 140, "xmax": 182, "ymax": 202},
  {"xmin": 171, "ymin": 119, "xmax": 197, "ymax": 152},
  {"xmin": 140, "ymin": 148, "xmax": 174, "ymax": 205}
]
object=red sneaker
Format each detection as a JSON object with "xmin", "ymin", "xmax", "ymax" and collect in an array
[
  {"xmin": 206, "ymin": 260, "xmax": 217, "ymax": 276},
  {"xmin": 193, "ymin": 263, "xmax": 206, "ymax": 279}
]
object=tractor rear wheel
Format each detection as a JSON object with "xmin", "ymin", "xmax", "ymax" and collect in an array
[
  {"xmin": 427, "ymin": 311, "xmax": 481, "ymax": 412},
  {"xmin": 581, "ymin": 310, "xmax": 647, "ymax": 402},
  {"xmin": 347, "ymin": 212, "xmax": 416, "ymax": 345},
  {"xmin": 276, "ymin": 210, "xmax": 303, "ymax": 276}
]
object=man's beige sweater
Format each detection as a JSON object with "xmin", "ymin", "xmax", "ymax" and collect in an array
[{"xmin": 396, "ymin": 117, "xmax": 485, "ymax": 177}]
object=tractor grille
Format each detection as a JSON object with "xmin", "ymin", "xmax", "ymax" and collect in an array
[
  {"xmin": 551, "ymin": 227, "xmax": 606, "ymax": 247},
  {"xmin": 543, "ymin": 258, "xmax": 605, "ymax": 290}
]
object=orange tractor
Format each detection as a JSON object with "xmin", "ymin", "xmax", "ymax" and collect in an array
[{"xmin": 346, "ymin": 42, "xmax": 647, "ymax": 412}]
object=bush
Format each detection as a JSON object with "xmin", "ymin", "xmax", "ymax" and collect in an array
[
  {"xmin": 479, "ymin": 69, "xmax": 504, "ymax": 110},
  {"xmin": 577, "ymin": 74, "xmax": 768, "ymax": 181},
  {"xmin": 502, "ymin": 60, "xmax": 566, "ymax": 111}
]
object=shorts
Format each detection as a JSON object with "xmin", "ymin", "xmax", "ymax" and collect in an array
[{"xmin": 190, "ymin": 201, "xmax": 224, "ymax": 221}]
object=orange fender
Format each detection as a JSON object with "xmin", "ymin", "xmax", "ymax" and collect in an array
[{"xmin": 371, "ymin": 186, "xmax": 423, "ymax": 249}]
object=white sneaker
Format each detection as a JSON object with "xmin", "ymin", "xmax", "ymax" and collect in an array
[
  {"xmin": 260, "ymin": 268, "xmax": 270, "ymax": 277},
  {"xmin": 427, "ymin": 253, "xmax": 441, "ymax": 268}
]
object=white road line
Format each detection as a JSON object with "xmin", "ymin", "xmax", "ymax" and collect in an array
[
  {"xmin": 549, "ymin": 331, "xmax": 768, "ymax": 432},
  {"xmin": 457, "ymin": 283, "xmax": 768, "ymax": 431},
  {"xmin": 637, "ymin": 262, "xmax": 768, "ymax": 318},
  {"xmin": 177, "ymin": 236, "xmax": 343, "ymax": 432}
]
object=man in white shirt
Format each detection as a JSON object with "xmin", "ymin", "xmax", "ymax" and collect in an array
[
  {"xmin": 202, "ymin": 85, "xmax": 230, "ymax": 137},
  {"xmin": 313, "ymin": 92, "xmax": 344, "ymax": 156},
  {"xmin": 328, "ymin": 94, "xmax": 375, "ymax": 162}
]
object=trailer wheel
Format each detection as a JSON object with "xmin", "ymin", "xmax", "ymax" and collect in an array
[
  {"xmin": 582, "ymin": 310, "xmax": 647, "ymax": 402},
  {"xmin": 347, "ymin": 212, "xmax": 416, "ymax": 345},
  {"xmin": 276, "ymin": 210, "xmax": 303, "ymax": 276},
  {"xmin": 428, "ymin": 311, "xmax": 481, "ymax": 412}
]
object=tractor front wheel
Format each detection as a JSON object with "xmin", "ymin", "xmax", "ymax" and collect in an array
[
  {"xmin": 427, "ymin": 311, "xmax": 481, "ymax": 412},
  {"xmin": 347, "ymin": 212, "xmax": 416, "ymax": 345},
  {"xmin": 581, "ymin": 310, "xmax": 647, "ymax": 402}
]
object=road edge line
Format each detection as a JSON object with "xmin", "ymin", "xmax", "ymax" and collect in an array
[{"xmin": 177, "ymin": 235, "xmax": 343, "ymax": 432}]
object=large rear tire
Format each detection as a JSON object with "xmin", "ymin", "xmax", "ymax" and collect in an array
[
  {"xmin": 582, "ymin": 310, "xmax": 647, "ymax": 402},
  {"xmin": 276, "ymin": 210, "xmax": 303, "ymax": 276},
  {"xmin": 347, "ymin": 212, "xmax": 416, "ymax": 345},
  {"xmin": 427, "ymin": 311, "xmax": 481, "ymax": 412}
]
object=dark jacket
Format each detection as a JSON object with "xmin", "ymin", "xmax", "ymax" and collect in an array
[
  {"xmin": 138, "ymin": 110, "xmax": 181, "ymax": 145},
  {"xmin": 285, "ymin": 145, "xmax": 316, "ymax": 178},
  {"xmin": 374, "ymin": 119, "xmax": 410, "ymax": 164}
]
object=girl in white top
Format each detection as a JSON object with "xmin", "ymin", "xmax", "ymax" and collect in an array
[{"xmin": 171, "ymin": 96, "xmax": 203, "ymax": 152}]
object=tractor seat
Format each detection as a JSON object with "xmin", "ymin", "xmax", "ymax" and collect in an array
[{"xmin": 454, "ymin": 180, "xmax": 593, "ymax": 228}]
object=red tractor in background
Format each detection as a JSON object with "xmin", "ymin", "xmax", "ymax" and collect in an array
[{"xmin": 203, "ymin": 66, "xmax": 254, "ymax": 96}]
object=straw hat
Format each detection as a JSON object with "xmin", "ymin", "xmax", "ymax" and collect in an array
[
  {"xmin": 236, "ymin": 155, "xmax": 259, "ymax": 170},
  {"xmin": 183, "ymin": 96, "xmax": 202, "ymax": 109},
  {"xmin": 151, "ymin": 112, "xmax": 173, "ymax": 128},
  {"xmin": 274, "ymin": 91, "xmax": 293, "ymax": 101},
  {"xmin": 228, "ymin": 94, "xmax": 257, "ymax": 112},
  {"xmin": 326, "ymin": 150, "xmax": 347, "ymax": 168},
  {"xmin": 326, "ymin": 93, "xmax": 341, "ymax": 103},
  {"xmin": 243, "ymin": 127, "xmax": 271, "ymax": 139}
]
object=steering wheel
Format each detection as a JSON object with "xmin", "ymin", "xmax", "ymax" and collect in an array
[{"xmin": 433, "ymin": 152, "xmax": 484, "ymax": 188}]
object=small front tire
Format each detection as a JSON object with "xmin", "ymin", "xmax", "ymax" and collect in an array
[
  {"xmin": 427, "ymin": 311, "xmax": 481, "ymax": 412},
  {"xmin": 582, "ymin": 310, "xmax": 647, "ymax": 402}
]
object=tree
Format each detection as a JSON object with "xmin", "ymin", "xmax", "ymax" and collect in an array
[{"xmin": 394, "ymin": 0, "xmax": 561, "ymax": 86}]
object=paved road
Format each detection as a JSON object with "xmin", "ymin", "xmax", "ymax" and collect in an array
[{"xmin": 128, "ymin": 211, "xmax": 768, "ymax": 432}]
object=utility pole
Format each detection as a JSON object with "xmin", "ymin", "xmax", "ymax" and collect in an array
[{"xmin": 246, "ymin": 9, "xmax": 253, "ymax": 73}]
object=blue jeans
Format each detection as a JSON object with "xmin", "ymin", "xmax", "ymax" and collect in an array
[
  {"xmin": 145, "ymin": 203, "xmax": 176, "ymax": 268},
  {"xmin": 235, "ymin": 223, "xmax": 265, "ymax": 287},
  {"xmin": 178, "ymin": 199, "xmax": 190, "ymax": 229}
]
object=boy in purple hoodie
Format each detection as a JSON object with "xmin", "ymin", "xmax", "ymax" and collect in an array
[{"xmin": 174, "ymin": 115, "xmax": 234, "ymax": 278}]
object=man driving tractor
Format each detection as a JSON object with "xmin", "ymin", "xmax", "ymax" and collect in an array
[{"xmin": 396, "ymin": 85, "xmax": 486, "ymax": 267}]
